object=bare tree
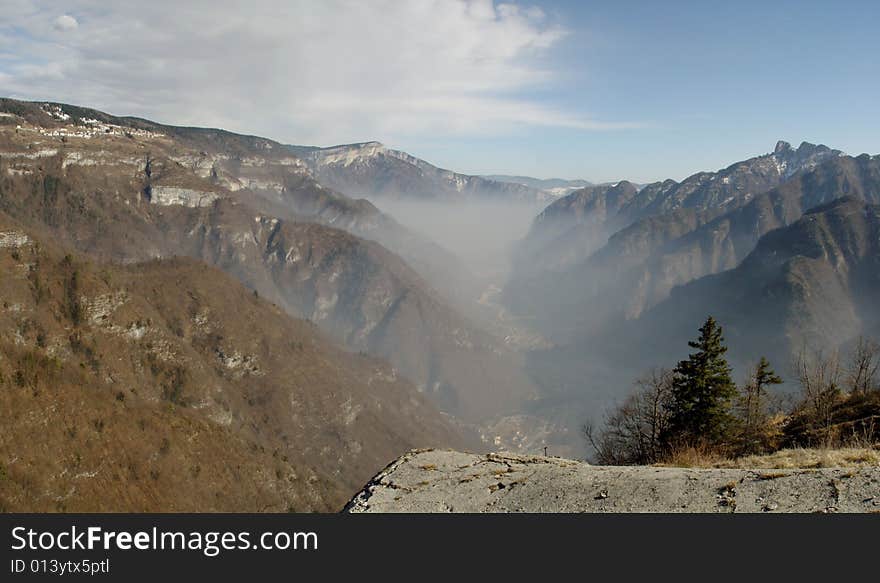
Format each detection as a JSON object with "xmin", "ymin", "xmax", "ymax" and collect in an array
[
  {"xmin": 793, "ymin": 346, "xmax": 842, "ymax": 441},
  {"xmin": 846, "ymin": 337, "xmax": 879, "ymax": 395},
  {"xmin": 737, "ymin": 357, "xmax": 783, "ymax": 454},
  {"xmin": 584, "ymin": 368, "xmax": 674, "ymax": 465}
]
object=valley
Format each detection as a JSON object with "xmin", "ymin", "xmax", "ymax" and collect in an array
[{"xmin": 2, "ymin": 97, "xmax": 879, "ymax": 510}]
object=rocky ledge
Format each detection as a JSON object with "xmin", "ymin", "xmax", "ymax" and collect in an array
[{"xmin": 344, "ymin": 449, "xmax": 880, "ymax": 513}]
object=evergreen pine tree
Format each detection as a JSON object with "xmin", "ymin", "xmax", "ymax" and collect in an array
[{"xmin": 664, "ymin": 316, "xmax": 738, "ymax": 446}]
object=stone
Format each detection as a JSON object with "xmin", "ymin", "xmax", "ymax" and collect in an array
[{"xmin": 345, "ymin": 449, "xmax": 880, "ymax": 513}]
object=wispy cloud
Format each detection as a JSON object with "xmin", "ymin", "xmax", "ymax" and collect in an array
[{"xmin": 0, "ymin": 0, "xmax": 638, "ymax": 144}]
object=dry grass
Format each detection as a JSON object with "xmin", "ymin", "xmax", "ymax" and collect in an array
[
  {"xmin": 657, "ymin": 446, "xmax": 880, "ymax": 469},
  {"xmin": 654, "ymin": 445, "xmax": 727, "ymax": 468},
  {"xmin": 715, "ymin": 447, "xmax": 880, "ymax": 469}
]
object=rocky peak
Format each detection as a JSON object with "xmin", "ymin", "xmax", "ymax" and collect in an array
[
  {"xmin": 767, "ymin": 140, "xmax": 844, "ymax": 181},
  {"xmin": 774, "ymin": 140, "xmax": 793, "ymax": 154},
  {"xmin": 772, "ymin": 139, "xmax": 841, "ymax": 162},
  {"xmin": 797, "ymin": 141, "xmax": 829, "ymax": 154}
]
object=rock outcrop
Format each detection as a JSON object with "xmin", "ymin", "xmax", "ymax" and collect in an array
[{"xmin": 345, "ymin": 449, "xmax": 880, "ymax": 513}]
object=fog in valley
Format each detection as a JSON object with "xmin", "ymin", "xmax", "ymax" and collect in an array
[
  {"xmin": 367, "ymin": 197, "xmax": 549, "ymax": 281},
  {"xmin": 362, "ymin": 194, "xmax": 650, "ymax": 457},
  {"xmin": 355, "ymin": 168, "xmax": 880, "ymax": 460}
]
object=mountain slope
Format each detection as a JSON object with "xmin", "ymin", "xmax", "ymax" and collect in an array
[
  {"xmin": 512, "ymin": 181, "xmax": 640, "ymax": 275},
  {"xmin": 505, "ymin": 147, "xmax": 874, "ymax": 342},
  {"xmin": 611, "ymin": 154, "xmax": 880, "ymax": 318},
  {"xmin": 620, "ymin": 140, "xmax": 844, "ymax": 222},
  {"xmin": 519, "ymin": 198, "xmax": 880, "ymax": 455},
  {"xmin": 511, "ymin": 141, "xmax": 843, "ymax": 279},
  {"xmin": 0, "ymin": 213, "xmax": 472, "ymax": 511},
  {"xmin": 0, "ymin": 98, "xmax": 538, "ymax": 424},
  {"xmin": 631, "ymin": 197, "xmax": 880, "ymax": 369},
  {"xmin": 0, "ymin": 97, "xmax": 468, "ymax": 302}
]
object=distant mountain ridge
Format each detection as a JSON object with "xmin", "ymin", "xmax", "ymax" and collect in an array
[
  {"xmin": 513, "ymin": 181, "xmax": 641, "ymax": 275},
  {"xmin": 7, "ymin": 99, "xmax": 478, "ymax": 288},
  {"xmin": 620, "ymin": 140, "xmax": 845, "ymax": 222},
  {"xmin": 295, "ymin": 141, "xmax": 552, "ymax": 203},
  {"xmin": 515, "ymin": 141, "xmax": 845, "ymax": 275},
  {"xmin": 597, "ymin": 153, "xmax": 880, "ymax": 320},
  {"xmin": 482, "ymin": 175, "xmax": 593, "ymax": 197},
  {"xmin": 505, "ymin": 141, "xmax": 854, "ymax": 341}
]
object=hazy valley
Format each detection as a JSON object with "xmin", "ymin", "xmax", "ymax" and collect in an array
[{"xmin": 2, "ymin": 97, "xmax": 879, "ymax": 510}]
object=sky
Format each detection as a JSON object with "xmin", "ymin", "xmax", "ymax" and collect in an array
[{"xmin": 1, "ymin": 0, "xmax": 878, "ymax": 183}]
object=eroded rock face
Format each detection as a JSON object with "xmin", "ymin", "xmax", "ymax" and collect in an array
[
  {"xmin": 149, "ymin": 186, "xmax": 221, "ymax": 207},
  {"xmin": 345, "ymin": 449, "xmax": 880, "ymax": 513}
]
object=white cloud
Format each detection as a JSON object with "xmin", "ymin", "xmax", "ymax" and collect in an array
[
  {"xmin": 52, "ymin": 14, "xmax": 78, "ymax": 31},
  {"xmin": 0, "ymin": 1, "xmax": 636, "ymax": 144}
]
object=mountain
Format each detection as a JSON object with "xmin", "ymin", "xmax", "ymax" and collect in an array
[
  {"xmin": 481, "ymin": 175, "xmax": 592, "ymax": 197},
  {"xmin": 598, "ymin": 154, "xmax": 880, "ymax": 320},
  {"xmin": 505, "ymin": 142, "xmax": 855, "ymax": 341},
  {"xmin": 627, "ymin": 197, "xmax": 880, "ymax": 370},
  {"xmin": 0, "ymin": 98, "xmax": 467, "ymax": 297},
  {"xmin": 0, "ymin": 98, "xmax": 539, "ymax": 426},
  {"xmin": 295, "ymin": 141, "xmax": 550, "ymax": 203},
  {"xmin": 550, "ymin": 154, "xmax": 879, "ymax": 342},
  {"xmin": 518, "ymin": 197, "xmax": 880, "ymax": 455},
  {"xmin": 513, "ymin": 141, "xmax": 844, "ymax": 276},
  {"xmin": 512, "ymin": 181, "xmax": 640, "ymax": 276},
  {"xmin": 619, "ymin": 140, "xmax": 845, "ymax": 222},
  {"xmin": 0, "ymin": 212, "xmax": 472, "ymax": 511}
]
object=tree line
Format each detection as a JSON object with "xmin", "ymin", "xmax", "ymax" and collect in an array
[{"xmin": 584, "ymin": 316, "xmax": 880, "ymax": 465}]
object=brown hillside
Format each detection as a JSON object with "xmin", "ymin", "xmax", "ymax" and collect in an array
[{"xmin": 0, "ymin": 213, "xmax": 472, "ymax": 512}]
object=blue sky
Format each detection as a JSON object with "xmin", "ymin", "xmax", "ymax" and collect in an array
[
  {"xmin": 1, "ymin": 1, "xmax": 878, "ymax": 183},
  {"xmin": 416, "ymin": 0, "xmax": 880, "ymax": 182}
]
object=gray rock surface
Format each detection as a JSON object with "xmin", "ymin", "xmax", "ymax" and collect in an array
[{"xmin": 344, "ymin": 449, "xmax": 880, "ymax": 513}]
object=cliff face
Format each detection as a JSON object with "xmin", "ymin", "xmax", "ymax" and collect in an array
[
  {"xmin": 0, "ymin": 213, "xmax": 472, "ymax": 511},
  {"xmin": 345, "ymin": 449, "xmax": 880, "ymax": 513}
]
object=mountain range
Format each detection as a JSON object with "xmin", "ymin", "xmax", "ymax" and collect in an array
[
  {"xmin": 3, "ymin": 95, "xmax": 880, "ymax": 501},
  {"xmin": 504, "ymin": 141, "xmax": 867, "ymax": 343},
  {"xmin": 0, "ymin": 99, "xmax": 539, "ymax": 431}
]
